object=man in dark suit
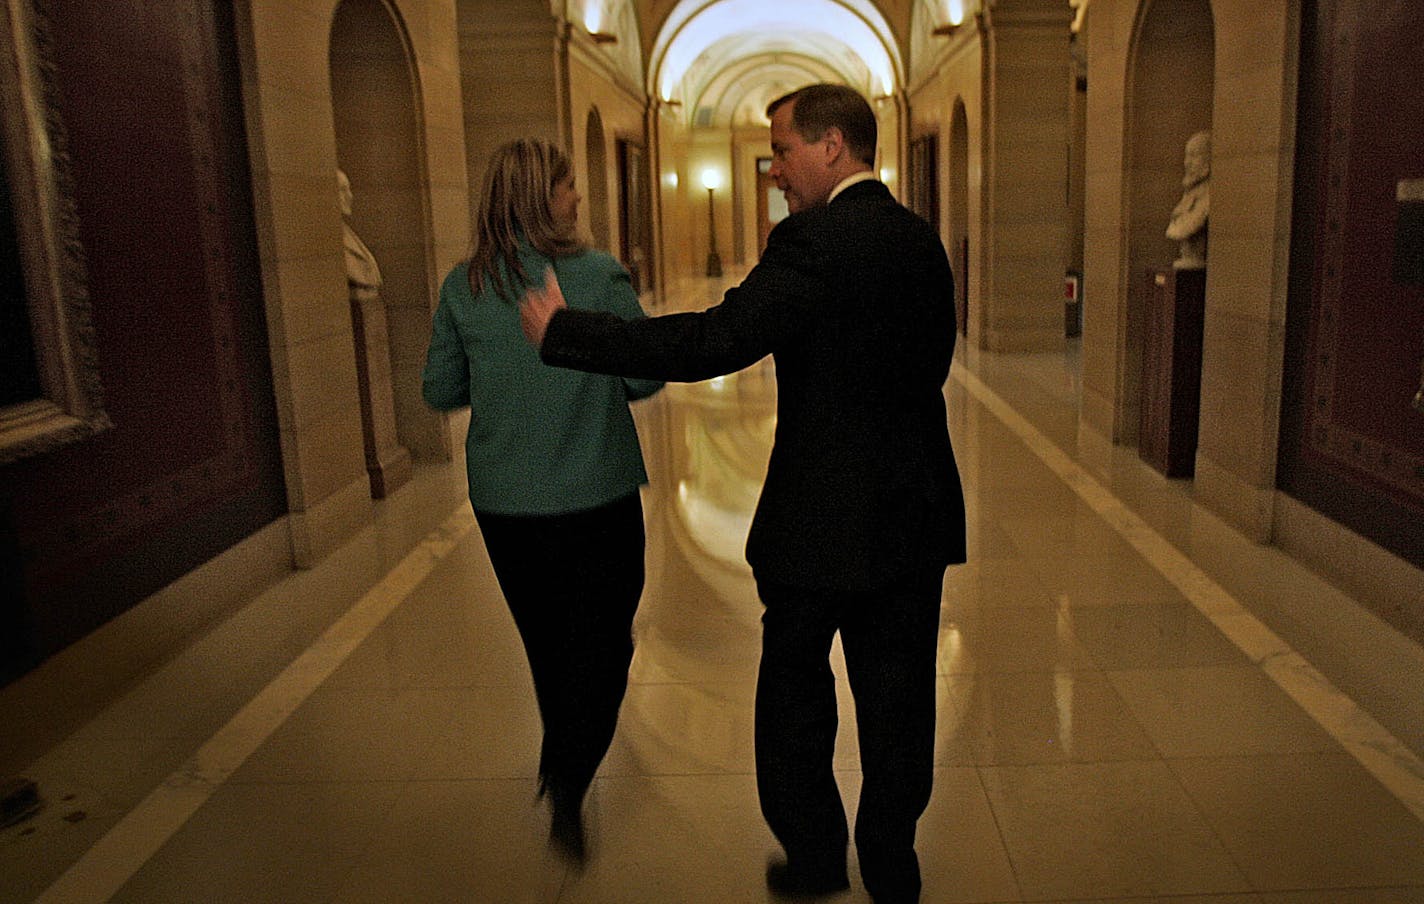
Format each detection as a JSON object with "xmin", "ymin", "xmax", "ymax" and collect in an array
[{"xmin": 521, "ymin": 83, "xmax": 965, "ymax": 904}]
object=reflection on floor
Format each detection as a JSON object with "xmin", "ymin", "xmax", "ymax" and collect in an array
[{"xmin": 4, "ymin": 274, "xmax": 1424, "ymax": 903}]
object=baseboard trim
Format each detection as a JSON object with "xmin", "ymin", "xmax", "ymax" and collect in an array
[{"xmin": 1273, "ymin": 492, "xmax": 1424, "ymax": 649}]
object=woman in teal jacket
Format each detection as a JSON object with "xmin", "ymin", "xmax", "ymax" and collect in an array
[{"xmin": 422, "ymin": 139, "xmax": 661, "ymax": 864}]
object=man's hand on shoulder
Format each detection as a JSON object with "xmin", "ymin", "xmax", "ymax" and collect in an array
[{"xmin": 520, "ymin": 266, "xmax": 568, "ymax": 349}]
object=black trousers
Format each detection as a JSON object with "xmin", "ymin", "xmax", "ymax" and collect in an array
[
  {"xmin": 755, "ymin": 567, "xmax": 945, "ymax": 903},
  {"xmin": 474, "ymin": 492, "xmax": 645, "ymax": 806}
]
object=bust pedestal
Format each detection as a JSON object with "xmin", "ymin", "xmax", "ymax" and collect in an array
[
  {"xmin": 349, "ymin": 285, "xmax": 412, "ymax": 498},
  {"xmin": 1139, "ymin": 267, "xmax": 1206, "ymax": 477}
]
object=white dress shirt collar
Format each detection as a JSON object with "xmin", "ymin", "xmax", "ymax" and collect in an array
[{"xmin": 828, "ymin": 170, "xmax": 878, "ymax": 204}]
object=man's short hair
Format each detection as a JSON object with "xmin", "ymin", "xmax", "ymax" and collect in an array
[{"xmin": 766, "ymin": 84, "xmax": 877, "ymax": 168}]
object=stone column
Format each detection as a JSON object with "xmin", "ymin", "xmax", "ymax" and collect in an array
[{"xmin": 977, "ymin": 0, "xmax": 1074, "ymax": 351}]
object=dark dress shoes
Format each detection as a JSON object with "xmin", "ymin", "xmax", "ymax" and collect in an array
[
  {"xmin": 765, "ymin": 858, "xmax": 850, "ymax": 900},
  {"xmin": 548, "ymin": 803, "xmax": 587, "ymax": 867},
  {"xmin": 538, "ymin": 774, "xmax": 588, "ymax": 868}
]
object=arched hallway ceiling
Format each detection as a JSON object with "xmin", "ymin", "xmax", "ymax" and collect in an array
[
  {"xmin": 650, "ymin": 0, "xmax": 903, "ymax": 124},
  {"xmin": 700, "ymin": 54, "xmax": 848, "ymax": 127}
]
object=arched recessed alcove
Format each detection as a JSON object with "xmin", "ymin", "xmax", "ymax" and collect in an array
[
  {"xmin": 330, "ymin": 0, "xmax": 439, "ymax": 478},
  {"xmin": 950, "ymin": 98, "xmax": 970, "ymax": 338},
  {"xmin": 1121, "ymin": 0, "xmax": 1214, "ymax": 445},
  {"xmin": 585, "ymin": 107, "xmax": 611, "ymax": 251}
]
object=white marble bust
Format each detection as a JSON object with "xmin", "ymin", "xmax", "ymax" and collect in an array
[
  {"xmin": 1165, "ymin": 131, "xmax": 1210, "ymax": 270},
  {"xmin": 338, "ymin": 169, "xmax": 382, "ymax": 291}
]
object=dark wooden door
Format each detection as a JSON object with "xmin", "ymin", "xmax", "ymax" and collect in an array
[
  {"xmin": 1279, "ymin": 0, "xmax": 1424, "ymax": 567},
  {"xmin": 756, "ymin": 157, "xmax": 788, "ymax": 258},
  {"xmin": 617, "ymin": 138, "xmax": 651, "ymax": 293},
  {"xmin": 0, "ymin": 1, "xmax": 286, "ymax": 678}
]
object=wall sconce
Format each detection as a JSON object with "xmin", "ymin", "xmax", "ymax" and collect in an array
[
  {"xmin": 934, "ymin": 0, "xmax": 969, "ymax": 34},
  {"xmin": 584, "ymin": 2, "xmax": 615, "ymax": 42}
]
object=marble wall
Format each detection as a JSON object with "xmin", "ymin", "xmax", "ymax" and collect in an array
[
  {"xmin": 237, "ymin": 0, "xmax": 468, "ymax": 565},
  {"xmin": 1079, "ymin": 0, "xmax": 1298, "ymax": 541}
]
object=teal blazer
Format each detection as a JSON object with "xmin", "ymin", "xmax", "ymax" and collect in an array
[{"xmin": 422, "ymin": 243, "xmax": 662, "ymax": 516}]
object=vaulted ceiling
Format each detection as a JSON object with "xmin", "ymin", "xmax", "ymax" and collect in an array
[
  {"xmin": 626, "ymin": 0, "xmax": 914, "ymax": 126},
  {"xmin": 611, "ymin": 1, "xmax": 1082, "ymax": 128},
  {"xmin": 636, "ymin": 0, "xmax": 915, "ymax": 59}
]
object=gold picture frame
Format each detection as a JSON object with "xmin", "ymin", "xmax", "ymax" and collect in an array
[{"xmin": 0, "ymin": 0, "xmax": 108, "ymax": 466}]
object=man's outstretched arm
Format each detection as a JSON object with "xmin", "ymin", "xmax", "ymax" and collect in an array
[{"xmin": 520, "ymin": 261, "xmax": 816, "ymax": 384}]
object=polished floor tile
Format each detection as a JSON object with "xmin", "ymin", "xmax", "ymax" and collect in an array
[
  {"xmin": 998, "ymin": 506, "xmax": 1145, "ymax": 560},
  {"xmin": 330, "ymin": 779, "xmax": 568, "ymax": 904},
  {"xmin": 915, "ymin": 767, "xmax": 1022, "ymax": 902},
  {"xmin": 941, "ymin": 604, "xmax": 1099, "ymax": 674},
  {"xmin": 1256, "ymin": 890, "xmax": 1424, "ymax": 903},
  {"xmin": 224, "ymin": 684, "xmax": 470, "ymax": 784},
  {"xmin": 1068, "ymin": 603, "xmax": 1253, "ymax": 669},
  {"xmin": 1170, "ymin": 753, "xmax": 1424, "ymax": 890},
  {"xmin": 1022, "ymin": 552, "xmax": 1195, "ymax": 609},
  {"xmin": 5, "ymin": 292, "xmax": 1424, "ymax": 903},
  {"xmin": 980, "ymin": 759, "xmax": 1254, "ymax": 899},
  {"xmin": 602, "ymin": 680, "xmax": 758, "ymax": 776},
  {"xmin": 942, "ymin": 668, "xmax": 1161, "ymax": 765},
  {"xmin": 1106, "ymin": 665, "xmax": 1343, "ymax": 758},
  {"xmin": 1040, "ymin": 896, "xmax": 1265, "ymax": 904},
  {"xmin": 556, "ymin": 774, "xmax": 780, "ymax": 904},
  {"xmin": 112, "ymin": 782, "xmax": 406, "ymax": 904},
  {"xmin": 941, "ymin": 558, "xmax": 1058, "ymax": 610}
]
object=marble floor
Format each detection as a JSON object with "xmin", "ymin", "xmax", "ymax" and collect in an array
[{"xmin": 3, "ymin": 275, "xmax": 1424, "ymax": 903}]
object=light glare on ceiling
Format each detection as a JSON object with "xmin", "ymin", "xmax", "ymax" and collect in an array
[{"xmin": 658, "ymin": 0, "xmax": 896, "ymax": 101}]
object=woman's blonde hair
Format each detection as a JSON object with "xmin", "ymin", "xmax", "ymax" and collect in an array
[{"xmin": 468, "ymin": 138, "xmax": 584, "ymax": 301}]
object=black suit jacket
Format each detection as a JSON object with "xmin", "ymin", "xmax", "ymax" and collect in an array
[{"xmin": 542, "ymin": 179, "xmax": 966, "ymax": 590}]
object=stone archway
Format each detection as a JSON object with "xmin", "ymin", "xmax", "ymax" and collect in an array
[
  {"xmin": 330, "ymin": 0, "xmax": 438, "ymax": 496},
  {"xmin": 1120, "ymin": 0, "xmax": 1214, "ymax": 445}
]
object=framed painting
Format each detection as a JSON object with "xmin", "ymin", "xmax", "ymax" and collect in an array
[{"xmin": 0, "ymin": 0, "xmax": 107, "ymax": 466}]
